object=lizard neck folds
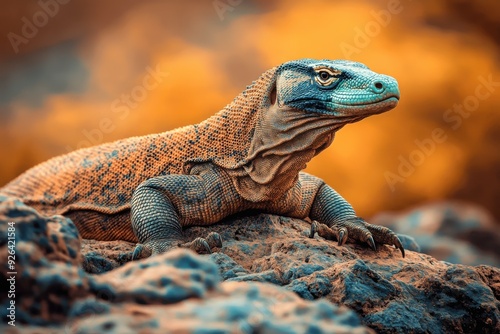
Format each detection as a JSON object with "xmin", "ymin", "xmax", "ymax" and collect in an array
[{"xmin": 186, "ymin": 59, "xmax": 400, "ymax": 202}]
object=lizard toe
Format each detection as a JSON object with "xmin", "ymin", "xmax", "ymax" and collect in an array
[
  {"xmin": 180, "ymin": 237, "xmax": 212, "ymax": 254},
  {"xmin": 309, "ymin": 220, "xmax": 320, "ymax": 238},
  {"xmin": 363, "ymin": 221, "xmax": 405, "ymax": 257},
  {"xmin": 206, "ymin": 232, "xmax": 223, "ymax": 249},
  {"xmin": 330, "ymin": 217, "xmax": 377, "ymax": 251},
  {"xmin": 310, "ymin": 220, "xmax": 348, "ymax": 245},
  {"xmin": 132, "ymin": 243, "xmax": 152, "ymax": 260},
  {"xmin": 310, "ymin": 220, "xmax": 336, "ymax": 240},
  {"xmin": 367, "ymin": 235, "xmax": 377, "ymax": 251},
  {"xmin": 134, "ymin": 239, "xmax": 183, "ymax": 259},
  {"xmin": 337, "ymin": 227, "xmax": 348, "ymax": 246},
  {"xmin": 392, "ymin": 235, "xmax": 405, "ymax": 258}
]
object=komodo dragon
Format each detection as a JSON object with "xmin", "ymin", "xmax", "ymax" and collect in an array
[{"xmin": 0, "ymin": 58, "xmax": 404, "ymax": 259}]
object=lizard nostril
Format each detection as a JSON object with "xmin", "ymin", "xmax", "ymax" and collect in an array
[{"xmin": 370, "ymin": 81, "xmax": 385, "ymax": 94}]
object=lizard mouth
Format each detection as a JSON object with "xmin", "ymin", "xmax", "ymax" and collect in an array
[
  {"xmin": 365, "ymin": 96, "xmax": 399, "ymax": 112},
  {"xmin": 324, "ymin": 95, "xmax": 399, "ymax": 116},
  {"xmin": 370, "ymin": 95, "xmax": 399, "ymax": 104},
  {"xmin": 287, "ymin": 94, "xmax": 400, "ymax": 117},
  {"xmin": 334, "ymin": 95, "xmax": 399, "ymax": 107},
  {"xmin": 366, "ymin": 95, "xmax": 399, "ymax": 106}
]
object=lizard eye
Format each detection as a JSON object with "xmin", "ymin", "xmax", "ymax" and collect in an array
[
  {"xmin": 314, "ymin": 67, "xmax": 341, "ymax": 87},
  {"xmin": 319, "ymin": 71, "xmax": 330, "ymax": 80}
]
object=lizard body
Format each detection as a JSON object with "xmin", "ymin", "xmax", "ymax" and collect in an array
[{"xmin": 0, "ymin": 59, "xmax": 404, "ymax": 258}]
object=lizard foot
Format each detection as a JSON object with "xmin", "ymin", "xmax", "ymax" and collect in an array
[
  {"xmin": 131, "ymin": 233, "xmax": 222, "ymax": 260},
  {"xmin": 131, "ymin": 238, "xmax": 179, "ymax": 260},
  {"xmin": 179, "ymin": 232, "xmax": 223, "ymax": 254},
  {"xmin": 309, "ymin": 218, "xmax": 405, "ymax": 257}
]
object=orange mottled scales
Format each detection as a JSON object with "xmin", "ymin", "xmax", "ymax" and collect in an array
[{"xmin": 0, "ymin": 59, "xmax": 405, "ymax": 259}]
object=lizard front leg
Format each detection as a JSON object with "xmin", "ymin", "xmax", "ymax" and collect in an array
[
  {"xmin": 272, "ymin": 172, "xmax": 404, "ymax": 257},
  {"xmin": 130, "ymin": 164, "xmax": 237, "ymax": 259},
  {"xmin": 309, "ymin": 182, "xmax": 405, "ymax": 257}
]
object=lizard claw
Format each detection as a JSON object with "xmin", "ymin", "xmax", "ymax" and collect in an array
[
  {"xmin": 361, "ymin": 220, "xmax": 405, "ymax": 257},
  {"xmin": 132, "ymin": 243, "xmax": 152, "ymax": 260},
  {"xmin": 367, "ymin": 235, "xmax": 377, "ymax": 251},
  {"xmin": 180, "ymin": 232, "xmax": 223, "ymax": 254},
  {"xmin": 206, "ymin": 232, "xmax": 223, "ymax": 249},
  {"xmin": 133, "ymin": 235, "xmax": 221, "ymax": 259},
  {"xmin": 318, "ymin": 217, "xmax": 405, "ymax": 257},
  {"xmin": 133, "ymin": 239, "xmax": 180, "ymax": 259},
  {"xmin": 181, "ymin": 237, "xmax": 212, "ymax": 254},
  {"xmin": 310, "ymin": 220, "xmax": 348, "ymax": 246},
  {"xmin": 338, "ymin": 227, "xmax": 348, "ymax": 246},
  {"xmin": 393, "ymin": 236, "xmax": 405, "ymax": 258},
  {"xmin": 309, "ymin": 220, "xmax": 320, "ymax": 238}
]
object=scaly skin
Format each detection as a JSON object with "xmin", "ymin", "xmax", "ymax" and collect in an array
[{"xmin": 0, "ymin": 59, "xmax": 404, "ymax": 259}]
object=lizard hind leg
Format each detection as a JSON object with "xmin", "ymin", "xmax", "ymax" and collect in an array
[
  {"xmin": 130, "ymin": 177, "xmax": 187, "ymax": 260},
  {"xmin": 130, "ymin": 173, "xmax": 225, "ymax": 260}
]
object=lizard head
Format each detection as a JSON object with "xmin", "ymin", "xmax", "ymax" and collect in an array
[
  {"xmin": 272, "ymin": 59, "xmax": 400, "ymax": 119},
  {"xmin": 202, "ymin": 59, "xmax": 400, "ymax": 201}
]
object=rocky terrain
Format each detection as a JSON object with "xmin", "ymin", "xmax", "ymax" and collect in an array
[
  {"xmin": 372, "ymin": 202, "xmax": 500, "ymax": 268},
  {"xmin": 1, "ymin": 195, "xmax": 499, "ymax": 333}
]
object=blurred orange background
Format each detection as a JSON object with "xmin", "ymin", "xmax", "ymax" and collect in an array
[{"xmin": 0, "ymin": 0, "xmax": 499, "ymax": 220}]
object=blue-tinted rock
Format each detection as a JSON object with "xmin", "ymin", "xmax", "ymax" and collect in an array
[
  {"xmin": 2, "ymin": 198, "xmax": 498, "ymax": 333},
  {"xmin": 209, "ymin": 252, "xmax": 248, "ymax": 279},
  {"xmin": 371, "ymin": 202, "xmax": 500, "ymax": 267}
]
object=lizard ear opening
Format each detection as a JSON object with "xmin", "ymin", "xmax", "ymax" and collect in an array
[{"xmin": 270, "ymin": 85, "xmax": 277, "ymax": 105}]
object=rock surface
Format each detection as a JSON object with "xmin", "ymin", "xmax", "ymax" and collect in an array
[
  {"xmin": 1, "ymin": 196, "xmax": 499, "ymax": 333},
  {"xmin": 0, "ymin": 197, "xmax": 372, "ymax": 333},
  {"xmin": 372, "ymin": 201, "xmax": 500, "ymax": 267}
]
